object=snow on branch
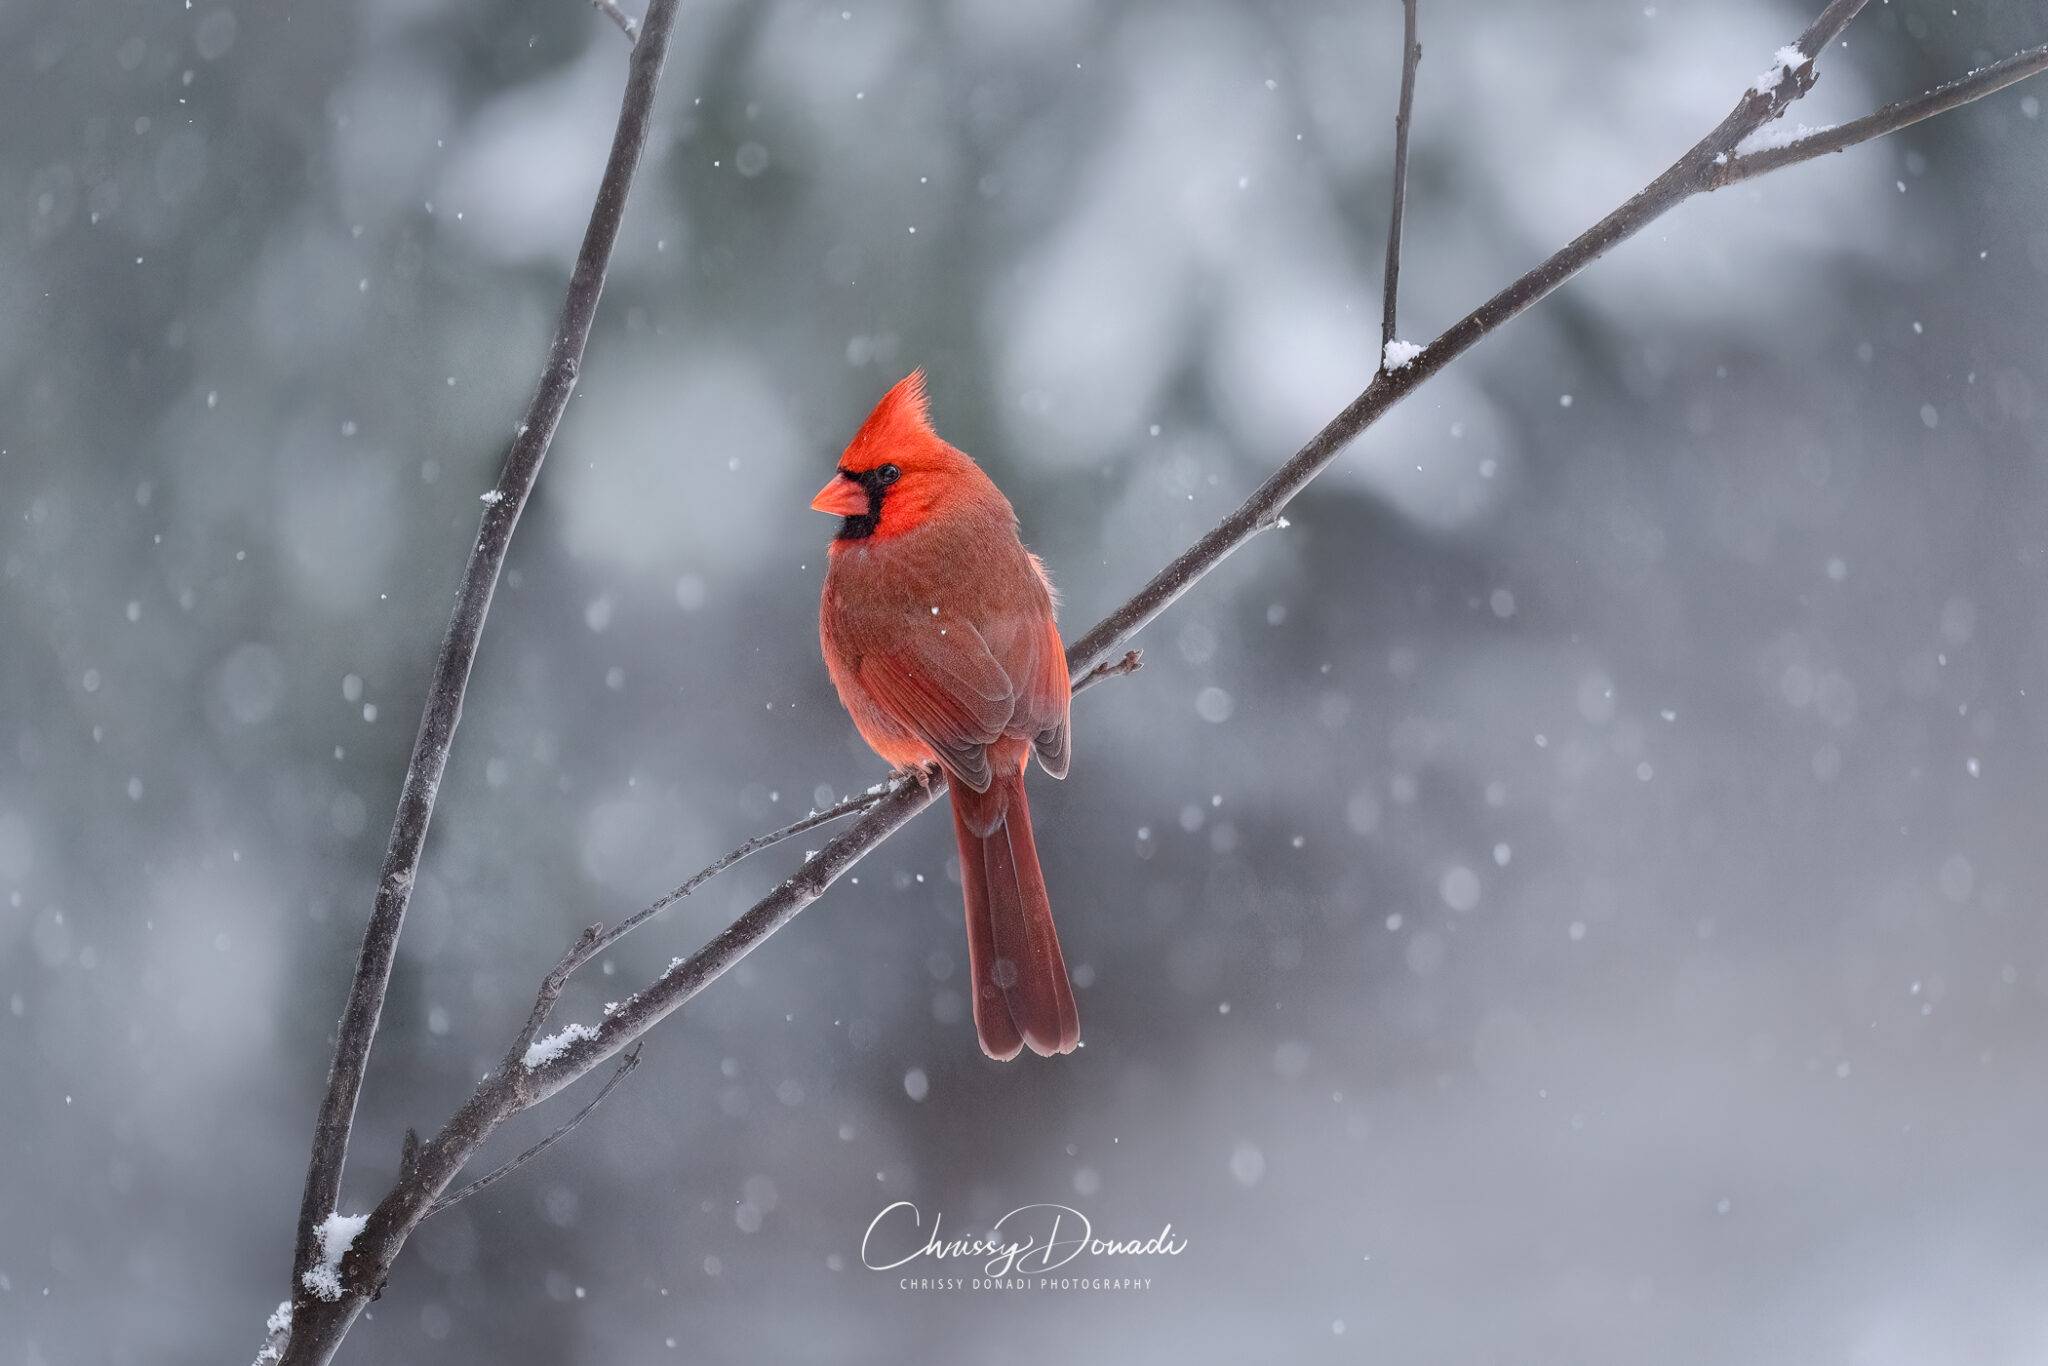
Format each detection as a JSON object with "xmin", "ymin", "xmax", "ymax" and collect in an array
[{"xmin": 299, "ymin": 1213, "xmax": 368, "ymax": 1304}]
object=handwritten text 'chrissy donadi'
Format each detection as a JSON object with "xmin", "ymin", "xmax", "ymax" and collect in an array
[{"xmin": 861, "ymin": 1201, "xmax": 1188, "ymax": 1279}]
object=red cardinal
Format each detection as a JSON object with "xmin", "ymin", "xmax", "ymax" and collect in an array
[{"xmin": 812, "ymin": 372, "xmax": 1080, "ymax": 1060}]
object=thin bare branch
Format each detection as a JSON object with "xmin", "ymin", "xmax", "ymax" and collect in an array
[
  {"xmin": 1380, "ymin": 0, "xmax": 1421, "ymax": 358},
  {"xmin": 425, "ymin": 1047, "xmax": 643, "ymax": 1218},
  {"xmin": 277, "ymin": 0, "xmax": 685, "ymax": 1361},
  {"xmin": 1714, "ymin": 42, "xmax": 2048, "ymax": 186},
  {"xmin": 592, "ymin": 0, "xmax": 639, "ymax": 43},
  {"xmin": 579, "ymin": 783, "xmax": 907, "ymax": 962}
]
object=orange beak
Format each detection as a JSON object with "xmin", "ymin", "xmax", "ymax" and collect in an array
[{"xmin": 810, "ymin": 473, "xmax": 869, "ymax": 518}]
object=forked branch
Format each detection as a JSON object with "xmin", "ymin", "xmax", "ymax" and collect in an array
[
  {"xmin": 1713, "ymin": 41, "xmax": 2048, "ymax": 186},
  {"xmin": 425, "ymin": 1046, "xmax": 643, "ymax": 1218}
]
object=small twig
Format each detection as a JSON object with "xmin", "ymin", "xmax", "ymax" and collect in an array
[
  {"xmin": 1380, "ymin": 0, "xmax": 1421, "ymax": 357},
  {"xmin": 426, "ymin": 1047, "xmax": 644, "ymax": 1218},
  {"xmin": 592, "ymin": 0, "xmax": 639, "ymax": 43},
  {"xmin": 1072, "ymin": 648, "xmax": 1144, "ymax": 697},
  {"xmin": 575, "ymin": 785, "xmax": 904, "ymax": 964},
  {"xmin": 1714, "ymin": 42, "xmax": 2048, "ymax": 186}
]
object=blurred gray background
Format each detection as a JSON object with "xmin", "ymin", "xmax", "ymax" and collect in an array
[{"xmin": 6, "ymin": 0, "xmax": 2048, "ymax": 1362}]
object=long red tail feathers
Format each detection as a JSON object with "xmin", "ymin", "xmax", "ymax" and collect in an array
[{"xmin": 949, "ymin": 773, "xmax": 1080, "ymax": 1061}]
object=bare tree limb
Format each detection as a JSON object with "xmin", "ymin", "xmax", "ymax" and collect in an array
[
  {"xmin": 1380, "ymin": 0, "xmax": 1421, "ymax": 359},
  {"xmin": 592, "ymin": 0, "xmax": 639, "ymax": 44},
  {"xmin": 424, "ymin": 1046, "xmax": 643, "ymax": 1219},
  {"xmin": 269, "ymin": 1, "xmax": 2048, "ymax": 1359},
  {"xmin": 1713, "ymin": 41, "xmax": 2048, "ymax": 186},
  {"xmin": 276, "ymin": 0, "xmax": 684, "ymax": 1361}
]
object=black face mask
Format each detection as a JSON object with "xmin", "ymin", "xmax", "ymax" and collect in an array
[{"xmin": 833, "ymin": 463, "xmax": 901, "ymax": 542}]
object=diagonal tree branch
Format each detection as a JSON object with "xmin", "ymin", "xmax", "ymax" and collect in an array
[
  {"xmin": 267, "ymin": 1, "xmax": 2048, "ymax": 1359},
  {"xmin": 1380, "ymin": 0, "xmax": 1421, "ymax": 358},
  {"xmin": 276, "ymin": 0, "xmax": 684, "ymax": 1362}
]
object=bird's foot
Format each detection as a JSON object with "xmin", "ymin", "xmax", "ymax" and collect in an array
[{"xmin": 891, "ymin": 761, "xmax": 943, "ymax": 792}]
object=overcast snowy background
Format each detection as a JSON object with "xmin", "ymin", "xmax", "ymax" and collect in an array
[{"xmin": 6, "ymin": 0, "xmax": 2048, "ymax": 1362}]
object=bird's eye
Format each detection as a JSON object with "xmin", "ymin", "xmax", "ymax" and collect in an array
[{"xmin": 877, "ymin": 464, "xmax": 901, "ymax": 486}]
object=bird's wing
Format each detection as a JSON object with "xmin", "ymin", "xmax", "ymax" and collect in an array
[
  {"xmin": 857, "ymin": 625, "xmax": 1015, "ymax": 793},
  {"xmin": 1014, "ymin": 615, "xmax": 1072, "ymax": 779}
]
